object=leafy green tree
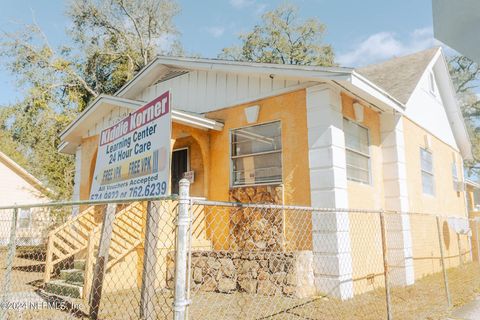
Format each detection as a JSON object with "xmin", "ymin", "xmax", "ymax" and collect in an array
[
  {"xmin": 0, "ymin": 110, "xmax": 28, "ymax": 169},
  {"xmin": 68, "ymin": 0, "xmax": 182, "ymax": 105},
  {"xmin": 220, "ymin": 4, "xmax": 335, "ymax": 66},
  {"xmin": 0, "ymin": 0, "xmax": 181, "ymax": 199},
  {"xmin": 449, "ymin": 55, "xmax": 480, "ymax": 176},
  {"xmin": 449, "ymin": 56, "xmax": 480, "ymax": 119}
]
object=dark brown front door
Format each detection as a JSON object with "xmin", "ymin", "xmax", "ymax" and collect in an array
[{"xmin": 171, "ymin": 148, "xmax": 188, "ymax": 195}]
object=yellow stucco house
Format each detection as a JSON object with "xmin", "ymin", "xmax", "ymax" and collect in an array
[{"xmin": 55, "ymin": 47, "xmax": 473, "ymax": 299}]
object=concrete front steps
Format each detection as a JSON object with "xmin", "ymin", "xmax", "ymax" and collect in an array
[{"xmin": 44, "ymin": 259, "xmax": 86, "ymax": 299}]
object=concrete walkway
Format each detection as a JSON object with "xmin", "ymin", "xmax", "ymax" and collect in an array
[{"xmin": 449, "ymin": 297, "xmax": 480, "ymax": 319}]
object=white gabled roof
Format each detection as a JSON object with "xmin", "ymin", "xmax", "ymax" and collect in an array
[
  {"xmin": 114, "ymin": 55, "xmax": 406, "ymax": 113},
  {"xmin": 431, "ymin": 50, "xmax": 473, "ymax": 160},
  {"xmin": 115, "ymin": 56, "xmax": 404, "ymax": 111},
  {"xmin": 59, "ymin": 94, "xmax": 224, "ymax": 154},
  {"xmin": 60, "ymin": 52, "xmax": 472, "ymax": 159},
  {"xmin": 354, "ymin": 47, "xmax": 472, "ymax": 160},
  {"xmin": 0, "ymin": 151, "xmax": 51, "ymax": 196},
  {"xmin": 60, "ymin": 56, "xmax": 407, "ymax": 155},
  {"xmin": 115, "ymin": 55, "xmax": 355, "ymax": 99},
  {"xmin": 357, "ymin": 48, "xmax": 439, "ymax": 105},
  {"xmin": 60, "ymin": 95, "xmax": 142, "ymax": 144}
]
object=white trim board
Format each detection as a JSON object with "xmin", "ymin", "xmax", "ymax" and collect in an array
[{"xmin": 60, "ymin": 95, "xmax": 224, "ymax": 155}]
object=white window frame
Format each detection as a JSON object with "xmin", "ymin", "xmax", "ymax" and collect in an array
[
  {"xmin": 17, "ymin": 209, "xmax": 32, "ymax": 229},
  {"xmin": 420, "ymin": 148, "xmax": 435, "ymax": 196},
  {"xmin": 452, "ymin": 160, "xmax": 460, "ymax": 191},
  {"xmin": 344, "ymin": 118, "xmax": 371, "ymax": 185},
  {"xmin": 428, "ymin": 71, "xmax": 437, "ymax": 96},
  {"xmin": 230, "ymin": 120, "xmax": 283, "ymax": 187}
]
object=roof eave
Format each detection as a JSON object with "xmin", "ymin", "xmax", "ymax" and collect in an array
[
  {"xmin": 114, "ymin": 56, "xmax": 405, "ymax": 115},
  {"xmin": 0, "ymin": 151, "xmax": 52, "ymax": 196},
  {"xmin": 433, "ymin": 50, "xmax": 474, "ymax": 160},
  {"xmin": 60, "ymin": 95, "xmax": 143, "ymax": 141},
  {"xmin": 344, "ymin": 71, "xmax": 406, "ymax": 112},
  {"xmin": 115, "ymin": 55, "xmax": 354, "ymax": 99},
  {"xmin": 59, "ymin": 95, "xmax": 225, "ymax": 155},
  {"xmin": 172, "ymin": 110, "xmax": 224, "ymax": 131},
  {"xmin": 466, "ymin": 179, "xmax": 480, "ymax": 189}
]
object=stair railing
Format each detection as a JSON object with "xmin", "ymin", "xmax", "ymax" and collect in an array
[
  {"xmin": 83, "ymin": 228, "xmax": 99, "ymax": 299},
  {"xmin": 44, "ymin": 206, "xmax": 98, "ymax": 284}
]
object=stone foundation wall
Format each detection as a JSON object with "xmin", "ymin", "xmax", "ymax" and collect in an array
[
  {"xmin": 167, "ymin": 250, "xmax": 315, "ymax": 298},
  {"xmin": 229, "ymin": 185, "xmax": 285, "ymax": 251}
]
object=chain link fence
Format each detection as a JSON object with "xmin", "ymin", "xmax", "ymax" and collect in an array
[{"xmin": 0, "ymin": 183, "xmax": 479, "ymax": 319}]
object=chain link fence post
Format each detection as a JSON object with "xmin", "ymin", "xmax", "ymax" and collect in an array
[
  {"xmin": 174, "ymin": 179, "xmax": 191, "ymax": 320},
  {"xmin": 457, "ymin": 233, "xmax": 463, "ymax": 266},
  {"xmin": 0, "ymin": 208, "xmax": 18, "ymax": 320},
  {"xmin": 89, "ymin": 204, "xmax": 117, "ymax": 320},
  {"xmin": 185, "ymin": 198, "xmax": 194, "ymax": 320},
  {"xmin": 140, "ymin": 201, "xmax": 160, "ymax": 319},
  {"xmin": 379, "ymin": 211, "xmax": 392, "ymax": 320},
  {"xmin": 83, "ymin": 229, "xmax": 96, "ymax": 300},
  {"xmin": 476, "ymin": 220, "xmax": 480, "ymax": 269},
  {"xmin": 436, "ymin": 216, "xmax": 452, "ymax": 308}
]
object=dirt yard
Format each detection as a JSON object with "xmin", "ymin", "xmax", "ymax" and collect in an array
[
  {"xmin": 96, "ymin": 263, "xmax": 480, "ymax": 320},
  {"xmin": 2, "ymin": 248, "xmax": 480, "ymax": 319},
  {"xmin": 0, "ymin": 249, "xmax": 88, "ymax": 319},
  {"xmin": 185, "ymin": 263, "xmax": 480, "ymax": 319}
]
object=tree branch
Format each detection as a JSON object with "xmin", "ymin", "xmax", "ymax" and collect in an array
[{"xmin": 118, "ymin": 0, "xmax": 147, "ymax": 66}]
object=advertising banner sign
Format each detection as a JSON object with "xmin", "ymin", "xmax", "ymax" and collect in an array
[{"xmin": 89, "ymin": 91, "xmax": 171, "ymax": 200}]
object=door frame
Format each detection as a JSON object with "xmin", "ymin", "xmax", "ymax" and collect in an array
[{"xmin": 172, "ymin": 147, "xmax": 190, "ymax": 172}]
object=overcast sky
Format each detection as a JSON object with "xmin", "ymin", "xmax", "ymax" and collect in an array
[{"xmin": 0, "ymin": 0, "xmax": 449, "ymax": 106}]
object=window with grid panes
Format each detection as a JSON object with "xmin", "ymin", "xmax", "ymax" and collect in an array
[
  {"xmin": 17, "ymin": 209, "xmax": 32, "ymax": 229},
  {"xmin": 420, "ymin": 148, "xmax": 435, "ymax": 195},
  {"xmin": 452, "ymin": 159, "xmax": 459, "ymax": 191},
  {"xmin": 344, "ymin": 118, "xmax": 371, "ymax": 184},
  {"xmin": 231, "ymin": 121, "xmax": 282, "ymax": 186}
]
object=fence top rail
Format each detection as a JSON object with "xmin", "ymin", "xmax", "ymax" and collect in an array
[
  {"xmin": 0, "ymin": 195, "xmax": 178, "ymax": 210},
  {"xmin": 191, "ymin": 199, "xmax": 387, "ymax": 213},
  {"xmin": 191, "ymin": 200, "xmax": 479, "ymax": 220},
  {"xmin": 0, "ymin": 196, "xmax": 475, "ymax": 222}
]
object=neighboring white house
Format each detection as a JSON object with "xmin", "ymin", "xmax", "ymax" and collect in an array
[{"xmin": 0, "ymin": 151, "xmax": 51, "ymax": 246}]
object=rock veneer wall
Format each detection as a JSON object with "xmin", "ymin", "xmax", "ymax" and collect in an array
[
  {"xmin": 229, "ymin": 185, "xmax": 285, "ymax": 251},
  {"xmin": 167, "ymin": 250, "xmax": 316, "ymax": 298}
]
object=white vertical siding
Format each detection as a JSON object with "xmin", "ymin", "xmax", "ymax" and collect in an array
[
  {"xmin": 135, "ymin": 70, "xmax": 309, "ymax": 113},
  {"xmin": 86, "ymin": 106, "xmax": 131, "ymax": 138},
  {"xmin": 215, "ymin": 72, "xmax": 227, "ymax": 107},
  {"xmin": 81, "ymin": 70, "xmax": 309, "ymax": 139},
  {"xmin": 260, "ymin": 76, "xmax": 272, "ymax": 94},
  {"xmin": 226, "ymin": 74, "xmax": 237, "ymax": 102},
  {"xmin": 206, "ymin": 72, "xmax": 217, "ymax": 107}
]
